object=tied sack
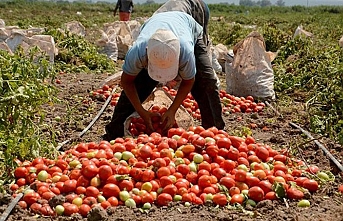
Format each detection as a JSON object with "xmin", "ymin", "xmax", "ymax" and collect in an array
[{"xmin": 226, "ymin": 31, "xmax": 275, "ymax": 101}]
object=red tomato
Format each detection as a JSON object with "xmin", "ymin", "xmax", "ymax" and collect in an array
[
  {"xmin": 216, "ymin": 137, "xmax": 232, "ymax": 149},
  {"xmin": 227, "ymin": 147, "xmax": 239, "ymax": 161},
  {"xmin": 139, "ymin": 145, "xmax": 153, "ymax": 159},
  {"xmin": 29, "ymin": 202, "xmax": 42, "ymax": 213},
  {"xmin": 64, "ymin": 203, "xmax": 79, "ymax": 216},
  {"xmin": 23, "ymin": 192, "xmax": 40, "ymax": 205},
  {"xmin": 198, "ymin": 175, "xmax": 212, "ymax": 189},
  {"xmin": 295, "ymin": 177, "xmax": 309, "ymax": 187},
  {"xmin": 79, "ymin": 204, "xmax": 91, "ymax": 217},
  {"xmin": 82, "ymin": 165, "xmax": 99, "ymax": 179},
  {"xmin": 255, "ymin": 146, "xmax": 269, "ymax": 162},
  {"xmin": 85, "ymin": 186, "xmax": 100, "ymax": 198},
  {"xmin": 338, "ymin": 184, "xmax": 343, "ymax": 193},
  {"xmin": 55, "ymin": 159, "xmax": 69, "ymax": 171},
  {"xmin": 228, "ymin": 136, "xmax": 245, "ymax": 149},
  {"xmin": 229, "ymin": 187, "xmax": 240, "ymax": 196},
  {"xmin": 119, "ymin": 180, "xmax": 134, "ymax": 191},
  {"xmin": 302, "ymin": 179, "xmax": 319, "ymax": 192},
  {"xmin": 176, "ymin": 164, "xmax": 190, "ymax": 176},
  {"xmin": 264, "ymin": 191, "xmax": 277, "ymax": 200},
  {"xmin": 248, "ymin": 186, "xmax": 265, "ymax": 202},
  {"xmin": 162, "ymin": 184, "xmax": 178, "ymax": 196},
  {"xmin": 181, "ymin": 193, "xmax": 193, "ymax": 203},
  {"xmin": 18, "ymin": 201, "xmax": 27, "ymax": 209},
  {"xmin": 83, "ymin": 196, "xmax": 97, "ymax": 206},
  {"xmin": 206, "ymin": 145, "xmax": 219, "ymax": 158},
  {"xmin": 287, "ymin": 188, "xmax": 304, "ymax": 199},
  {"xmin": 230, "ymin": 193, "xmax": 244, "ymax": 204},
  {"xmin": 212, "ymin": 168, "xmax": 227, "ymax": 180},
  {"xmin": 156, "ymin": 167, "xmax": 171, "ymax": 178},
  {"xmin": 141, "ymin": 169, "xmax": 155, "ymax": 182},
  {"xmin": 98, "ymin": 165, "xmax": 113, "ymax": 181},
  {"xmin": 235, "ymin": 170, "xmax": 246, "ymax": 182},
  {"xmin": 258, "ymin": 180, "xmax": 272, "ymax": 194},
  {"xmin": 219, "ymin": 177, "xmax": 236, "ymax": 189},
  {"xmin": 14, "ymin": 167, "xmax": 28, "ymax": 178},
  {"xmin": 157, "ymin": 193, "xmax": 173, "ymax": 206},
  {"xmin": 63, "ymin": 180, "xmax": 77, "ymax": 193},
  {"xmin": 102, "ymin": 183, "xmax": 120, "ymax": 198},
  {"xmin": 245, "ymin": 176, "xmax": 260, "ymax": 187},
  {"xmin": 213, "ymin": 193, "xmax": 228, "ymax": 206},
  {"xmin": 108, "ymin": 196, "xmax": 119, "ymax": 206}
]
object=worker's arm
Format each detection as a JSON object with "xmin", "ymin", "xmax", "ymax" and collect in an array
[
  {"xmin": 113, "ymin": 1, "xmax": 120, "ymax": 17},
  {"xmin": 161, "ymin": 78, "xmax": 195, "ymax": 132},
  {"xmin": 121, "ymin": 72, "xmax": 156, "ymax": 132}
]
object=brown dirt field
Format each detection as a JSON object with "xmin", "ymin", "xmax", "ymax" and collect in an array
[{"xmin": 1, "ymin": 71, "xmax": 342, "ymax": 221}]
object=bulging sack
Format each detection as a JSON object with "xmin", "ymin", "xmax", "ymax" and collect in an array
[
  {"xmin": 226, "ymin": 31, "xmax": 275, "ymax": 101},
  {"xmin": 124, "ymin": 88, "xmax": 194, "ymax": 137}
]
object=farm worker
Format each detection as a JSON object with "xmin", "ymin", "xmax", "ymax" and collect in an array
[
  {"xmin": 154, "ymin": 0, "xmax": 221, "ymax": 89},
  {"xmin": 113, "ymin": 0, "xmax": 134, "ymax": 21},
  {"xmin": 103, "ymin": 11, "xmax": 225, "ymax": 141}
]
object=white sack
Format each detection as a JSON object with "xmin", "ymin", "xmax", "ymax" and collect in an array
[
  {"xmin": 226, "ymin": 31, "xmax": 275, "ymax": 101},
  {"xmin": 65, "ymin": 21, "xmax": 86, "ymax": 37},
  {"xmin": 96, "ymin": 30, "xmax": 118, "ymax": 62},
  {"xmin": 0, "ymin": 42, "xmax": 13, "ymax": 55},
  {"xmin": 293, "ymin": 25, "xmax": 313, "ymax": 38}
]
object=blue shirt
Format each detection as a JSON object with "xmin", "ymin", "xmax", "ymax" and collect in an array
[{"xmin": 122, "ymin": 11, "xmax": 203, "ymax": 80}]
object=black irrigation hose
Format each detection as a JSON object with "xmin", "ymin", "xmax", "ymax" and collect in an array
[
  {"xmin": 289, "ymin": 122, "xmax": 343, "ymax": 172},
  {"xmin": 0, "ymin": 87, "xmax": 117, "ymax": 221},
  {"xmin": 56, "ymin": 86, "xmax": 117, "ymax": 151},
  {"xmin": 265, "ymin": 101, "xmax": 343, "ymax": 172}
]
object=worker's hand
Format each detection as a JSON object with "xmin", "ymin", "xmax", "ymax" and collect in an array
[
  {"xmin": 140, "ymin": 110, "xmax": 161, "ymax": 134},
  {"xmin": 166, "ymin": 80, "xmax": 178, "ymax": 89},
  {"xmin": 161, "ymin": 109, "xmax": 177, "ymax": 134}
]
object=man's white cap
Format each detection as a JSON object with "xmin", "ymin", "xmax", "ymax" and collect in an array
[{"xmin": 147, "ymin": 29, "xmax": 180, "ymax": 83}]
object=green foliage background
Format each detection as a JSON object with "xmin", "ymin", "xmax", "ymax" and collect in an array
[{"xmin": 0, "ymin": 0, "xmax": 342, "ymax": 184}]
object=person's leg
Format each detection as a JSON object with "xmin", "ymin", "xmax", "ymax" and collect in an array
[
  {"xmin": 191, "ymin": 38, "xmax": 225, "ymax": 130},
  {"xmin": 104, "ymin": 69, "xmax": 158, "ymax": 141}
]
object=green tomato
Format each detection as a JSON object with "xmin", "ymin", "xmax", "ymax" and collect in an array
[
  {"xmin": 188, "ymin": 162, "xmax": 198, "ymax": 172},
  {"xmin": 122, "ymin": 151, "xmax": 134, "ymax": 161},
  {"xmin": 114, "ymin": 152, "xmax": 122, "ymax": 160},
  {"xmin": 37, "ymin": 170, "xmax": 48, "ymax": 182},
  {"xmin": 246, "ymin": 199, "xmax": 256, "ymax": 207},
  {"xmin": 142, "ymin": 202, "xmax": 152, "ymax": 210},
  {"xmin": 97, "ymin": 195, "xmax": 106, "ymax": 203},
  {"xmin": 193, "ymin": 154, "xmax": 204, "ymax": 164},
  {"xmin": 119, "ymin": 190, "xmax": 130, "ymax": 202},
  {"xmin": 55, "ymin": 205, "xmax": 64, "ymax": 215},
  {"xmin": 317, "ymin": 172, "xmax": 330, "ymax": 181},
  {"xmin": 173, "ymin": 195, "xmax": 182, "ymax": 202},
  {"xmin": 125, "ymin": 198, "xmax": 136, "ymax": 208},
  {"xmin": 298, "ymin": 199, "xmax": 310, "ymax": 207}
]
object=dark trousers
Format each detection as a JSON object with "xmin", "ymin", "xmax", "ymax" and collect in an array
[
  {"xmin": 105, "ymin": 39, "xmax": 225, "ymax": 140},
  {"xmin": 192, "ymin": 38, "xmax": 225, "ymax": 129}
]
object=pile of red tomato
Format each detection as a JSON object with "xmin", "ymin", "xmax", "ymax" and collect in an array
[
  {"xmin": 10, "ymin": 126, "xmax": 324, "ymax": 217},
  {"xmin": 90, "ymin": 84, "xmax": 120, "ymax": 106},
  {"xmin": 162, "ymin": 87, "xmax": 266, "ymax": 120},
  {"xmin": 89, "ymin": 85, "xmax": 266, "ymax": 121},
  {"xmin": 128, "ymin": 105, "xmax": 178, "ymax": 136}
]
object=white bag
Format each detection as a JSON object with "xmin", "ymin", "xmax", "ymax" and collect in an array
[
  {"xmin": 96, "ymin": 30, "xmax": 118, "ymax": 62},
  {"xmin": 226, "ymin": 31, "xmax": 275, "ymax": 101}
]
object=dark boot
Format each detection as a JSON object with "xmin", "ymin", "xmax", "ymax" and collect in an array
[{"xmin": 103, "ymin": 70, "xmax": 158, "ymax": 141}]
